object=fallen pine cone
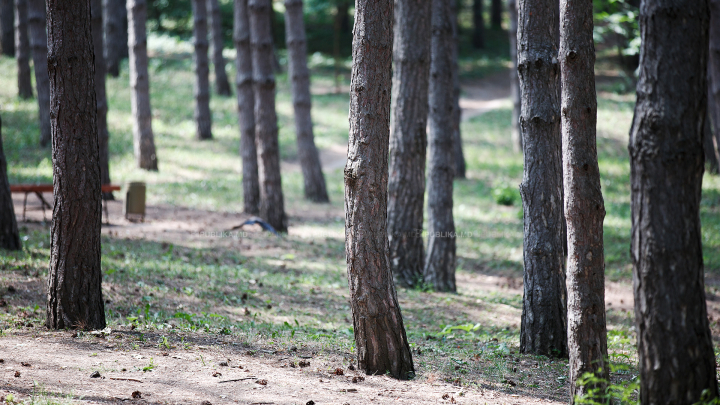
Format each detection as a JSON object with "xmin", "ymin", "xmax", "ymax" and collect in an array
[
  {"xmin": 131, "ymin": 391, "xmax": 142, "ymax": 399},
  {"xmin": 298, "ymin": 360, "xmax": 310, "ymax": 368},
  {"xmin": 256, "ymin": 379, "xmax": 268, "ymax": 385},
  {"xmin": 333, "ymin": 368, "xmax": 344, "ymax": 376},
  {"xmin": 14, "ymin": 371, "xmax": 20, "ymax": 377}
]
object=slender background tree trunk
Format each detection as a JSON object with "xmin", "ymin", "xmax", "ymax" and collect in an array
[
  {"xmin": 1, "ymin": 0, "xmax": 14, "ymax": 56},
  {"xmin": 27, "ymin": 0, "xmax": 50, "ymax": 147},
  {"xmin": 192, "ymin": 0, "xmax": 213, "ymax": 140},
  {"xmin": 425, "ymin": 0, "xmax": 457, "ymax": 293},
  {"xmin": 472, "ymin": 0, "xmax": 484, "ymax": 48},
  {"xmin": 0, "ymin": 117, "xmax": 21, "ymax": 251},
  {"xmin": 451, "ymin": 5, "xmax": 466, "ymax": 179},
  {"xmin": 104, "ymin": 0, "xmax": 127, "ymax": 77},
  {"xmin": 517, "ymin": 0, "xmax": 567, "ymax": 358},
  {"xmin": 559, "ymin": 0, "xmax": 608, "ymax": 398},
  {"xmin": 127, "ymin": 0, "xmax": 158, "ymax": 170},
  {"xmin": 15, "ymin": 0, "xmax": 32, "ymax": 99},
  {"xmin": 708, "ymin": 0, "xmax": 720, "ymax": 169},
  {"xmin": 208, "ymin": 0, "xmax": 231, "ymax": 96},
  {"xmin": 508, "ymin": 0, "xmax": 521, "ymax": 153},
  {"xmin": 91, "ymin": 0, "xmax": 113, "ymax": 198},
  {"xmin": 235, "ymin": 0, "xmax": 259, "ymax": 215},
  {"xmin": 705, "ymin": 108, "xmax": 720, "ymax": 174},
  {"xmin": 490, "ymin": 0, "xmax": 502, "ymax": 29},
  {"xmin": 46, "ymin": 0, "xmax": 106, "ymax": 330},
  {"xmin": 284, "ymin": 0, "xmax": 329, "ymax": 203},
  {"xmin": 249, "ymin": 0, "xmax": 286, "ymax": 232},
  {"xmin": 629, "ymin": 0, "xmax": 718, "ymax": 402},
  {"xmin": 345, "ymin": 0, "xmax": 415, "ymax": 379},
  {"xmin": 386, "ymin": 0, "xmax": 431, "ymax": 287}
]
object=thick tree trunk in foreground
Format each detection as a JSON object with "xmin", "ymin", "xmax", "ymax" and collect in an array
[
  {"xmin": 91, "ymin": 0, "xmax": 113, "ymax": 198},
  {"xmin": 708, "ymin": 0, "xmax": 720, "ymax": 172},
  {"xmin": 509, "ymin": 0, "xmax": 521, "ymax": 153},
  {"xmin": 192, "ymin": 0, "xmax": 213, "ymax": 140},
  {"xmin": 386, "ymin": 0, "xmax": 431, "ymax": 287},
  {"xmin": 517, "ymin": 0, "xmax": 567, "ymax": 358},
  {"xmin": 284, "ymin": 0, "xmax": 329, "ymax": 203},
  {"xmin": 27, "ymin": 0, "xmax": 50, "ymax": 147},
  {"xmin": 15, "ymin": 0, "xmax": 32, "ymax": 99},
  {"xmin": 46, "ymin": 0, "xmax": 106, "ymax": 330},
  {"xmin": 235, "ymin": 0, "xmax": 259, "ymax": 215},
  {"xmin": 0, "ymin": 118, "xmax": 21, "ymax": 251},
  {"xmin": 127, "ymin": 0, "xmax": 158, "ymax": 170},
  {"xmin": 491, "ymin": 0, "xmax": 502, "ymax": 29},
  {"xmin": 629, "ymin": 0, "xmax": 718, "ymax": 402},
  {"xmin": 345, "ymin": 0, "xmax": 414, "ymax": 379},
  {"xmin": 104, "ymin": 0, "xmax": 126, "ymax": 77},
  {"xmin": 425, "ymin": 0, "xmax": 457, "ymax": 293},
  {"xmin": 249, "ymin": 0, "xmax": 286, "ymax": 232},
  {"xmin": 451, "ymin": 6, "xmax": 465, "ymax": 179},
  {"xmin": 208, "ymin": 0, "xmax": 231, "ymax": 96},
  {"xmin": 472, "ymin": 0, "xmax": 484, "ymax": 48},
  {"xmin": 1, "ymin": 0, "xmax": 14, "ymax": 56},
  {"xmin": 559, "ymin": 0, "xmax": 608, "ymax": 398}
]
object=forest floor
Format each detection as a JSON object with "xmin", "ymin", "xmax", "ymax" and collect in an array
[{"xmin": 2, "ymin": 43, "xmax": 720, "ymax": 404}]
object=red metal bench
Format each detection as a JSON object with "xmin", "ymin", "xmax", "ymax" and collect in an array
[{"xmin": 10, "ymin": 184, "xmax": 122, "ymax": 223}]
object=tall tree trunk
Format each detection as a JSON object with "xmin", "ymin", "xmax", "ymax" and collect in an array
[
  {"xmin": 508, "ymin": 0, "xmax": 521, "ymax": 153},
  {"xmin": 46, "ymin": 0, "xmax": 106, "ymax": 331},
  {"xmin": 332, "ymin": 1, "xmax": 341, "ymax": 93},
  {"xmin": 451, "ymin": 4, "xmax": 466, "ymax": 179},
  {"xmin": 285, "ymin": 0, "xmax": 329, "ymax": 203},
  {"xmin": 491, "ymin": 0, "xmax": 502, "ymax": 29},
  {"xmin": 208, "ymin": 0, "xmax": 231, "ymax": 96},
  {"xmin": 629, "ymin": 0, "xmax": 718, "ymax": 402},
  {"xmin": 127, "ymin": 0, "xmax": 158, "ymax": 170},
  {"xmin": 15, "ymin": 0, "xmax": 32, "ymax": 99},
  {"xmin": 249, "ymin": 0, "xmax": 286, "ymax": 232},
  {"xmin": 1, "ymin": 0, "xmax": 14, "ymax": 56},
  {"xmin": 91, "ymin": 0, "xmax": 113, "ymax": 198},
  {"xmin": 192, "ymin": 0, "xmax": 213, "ymax": 140},
  {"xmin": 425, "ymin": 0, "xmax": 457, "ymax": 292},
  {"xmin": 345, "ymin": 0, "xmax": 415, "ymax": 379},
  {"xmin": 27, "ymin": 0, "xmax": 50, "ymax": 147},
  {"xmin": 517, "ymin": 0, "xmax": 567, "ymax": 358},
  {"xmin": 559, "ymin": 0, "xmax": 608, "ymax": 398},
  {"xmin": 708, "ymin": 0, "xmax": 720, "ymax": 170},
  {"xmin": 235, "ymin": 0, "xmax": 259, "ymax": 215},
  {"xmin": 472, "ymin": 0, "xmax": 484, "ymax": 49},
  {"xmin": 104, "ymin": 0, "xmax": 126, "ymax": 77},
  {"xmin": 0, "ymin": 117, "xmax": 21, "ymax": 251},
  {"xmin": 387, "ymin": 0, "xmax": 431, "ymax": 288}
]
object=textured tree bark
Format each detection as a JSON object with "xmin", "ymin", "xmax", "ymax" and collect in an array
[
  {"xmin": 1, "ymin": 0, "xmax": 14, "ymax": 56},
  {"xmin": 451, "ymin": 4, "xmax": 465, "ymax": 179},
  {"xmin": 208, "ymin": 0, "xmax": 231, "ymax": 96},
  {"xmin": 472, "ymin": 0, "xmax": 484, "ymax": 49},
  {"xmin": 249, "ymin": 0, "xmax": 286, "ymax": 232},
  {"xmin": 104, "ymin": 0, "xmax": 127, "ymax": 77},
  {"xmin": 91, "ymin": 0, "xmax": 113, "ymax": 199},
  {"xmin": 559, "ymin": 0, "xmax": 608, "ymax": 399},
  {"xmin": 15, "ymin": 0, "xmax": 32, "ymax": 99},
  {"xmin": 517, "ymin": 0, "xmax": 567, "ymax": 358},
  {"xmin": 284, "ymin": 0, "xmax": 329, "ymax": 203},
  {"xmin": 424, "ymin": 0, "xmax": 457, "ymax": 293},
  {"xmin": 490, "ymin": 0, "xmax": 502, "ymax": 29},
  {"xmin": 345, "ymin": 0, "xmax": 414, "ymax": 379},
  {"xmin": 386, "ymin": 0, "xmax": 431, "ymax": 288},
  {"xmin": 27, "ymin": 0, "xmax": 50, "ymax": 147},
  {"xmin": 234, "ymin": 0, "xmax": 259, "ymax": 215},
  {"xmin": 508, "ymin": 0, "xmax": 521, "ymax": 153},
  {"xmin": 629, "ymin": 0, "xmax": 719, "ymax": 402},
  {"xmin": 0, "ymin": 118, "xmax": 21, "ymax": 251},
  {"xmin": 46, "ymin": 0, "xmax": 106, "ymax": 330},
  {"xmin": 127, "ymin": 0, "xmax": 158, "ymax": 170},
  {"xmin": 705, "ymin": 108, "xmax": 719, "ymax": 174},
  {"xmin": 192, "ymin": 0, "xmax": 213, "ymax": 140},
  {"xmin": 708, "ymin": 0, "xmax": 720, "ymax": 170}
]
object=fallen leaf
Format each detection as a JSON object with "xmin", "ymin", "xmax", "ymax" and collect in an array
[
  {"xmin": 256, "ymin": 379, "xmax": 268, "ymax": 385},
  {"xmin": 90, "ymin": 371, "xmax": 101, "ymax": 378}
]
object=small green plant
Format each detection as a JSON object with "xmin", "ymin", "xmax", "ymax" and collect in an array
[
  {"xmin": 142, "ymin": 358, "xmax": 155, "ymax": 372},
  {"xmin": 158, "ymin": 336, "xmax": 171, "ymax": 349},
  {"xmin": 492, "ymin": 183, "xmax": 520, "ymax": 206},
  {"xmin": 574, "ymin": 365, "xmax": 639, "ymax": 405}
]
